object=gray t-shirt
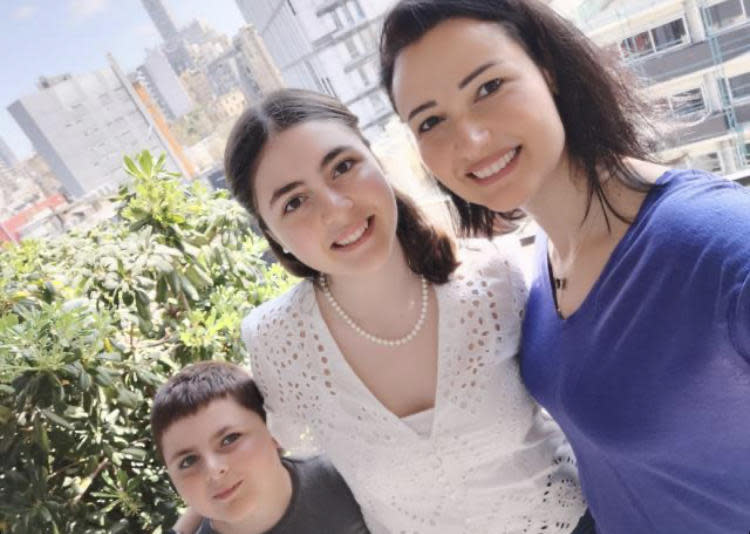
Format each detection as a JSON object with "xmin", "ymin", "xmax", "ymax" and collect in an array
[{"xmin": 197, "ymin": 455, "xmax": 369, "ymax": 534}]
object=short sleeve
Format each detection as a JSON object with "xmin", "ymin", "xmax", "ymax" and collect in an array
[
  {"xmin": 728, "ymin": 270, "xmax": 750, "ymax": 364},
  {"xmin": 241, "ymin": 312, "xmax": 320, "ymax": 455}
]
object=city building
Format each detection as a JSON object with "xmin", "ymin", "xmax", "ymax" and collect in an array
[
  {"xmin": 234, "ymin": 25, "xmax": 285, "ymax": 99},
  {"xmin": 135, "ymin": 47, "xmax": 194, "ymax": 121},
  {"xmin": 8, "ymin": 55, "xmax": 190, "ymax": 199},
  {"xmin": 236, "ymin": 0, "xmax": 395, "ymax": 138},
  {"xmin": 574, "ymin": 0, "xmax": 750, "ymax": 176},
  {"xmin": 0, "ymin": 136, "xmax": 18, "ymax": 168}
]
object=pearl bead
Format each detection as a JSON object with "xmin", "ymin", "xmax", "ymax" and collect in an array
[{"xmin": 319, "ymin": 274, "xmax": 429, "ymax": 347}]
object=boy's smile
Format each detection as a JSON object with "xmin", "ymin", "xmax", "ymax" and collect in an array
[{"xmin": 161, "ymin": 397, "xmax": 291, "ymax": 531}]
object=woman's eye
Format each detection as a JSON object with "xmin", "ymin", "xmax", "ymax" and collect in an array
[
  {"xmin": 332, "ymin": 159, "xmax": 354, "ymax": 177},
  {"xmin": 221, "ymin": 432, "xmax": 241, "ymax": 447},
  {"xmin": 418, "ymin": 116, "xmax": 443, "ymax": 134},
  {"xmin": 178, "ymin": 455, "xmax": 198, "ymax": 470},
  {"xmin": 477, "ymin": 78, "xmax": 503, "ymax": 99},
  {"xmin": 283, "ymin": 195, "xmax": 304, "ymax": 214}
]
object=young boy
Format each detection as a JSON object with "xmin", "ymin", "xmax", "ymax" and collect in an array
[{"xmin": 151, "ymin": 361, "xmax": 369, "ymax": 534}]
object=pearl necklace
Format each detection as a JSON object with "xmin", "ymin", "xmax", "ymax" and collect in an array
[{"xmin": 319, "ymin": 274, "xmax": 429, "ymax": 347}]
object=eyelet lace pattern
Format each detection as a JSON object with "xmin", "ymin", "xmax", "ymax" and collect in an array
[{"xmin": 242, "ymin": 240, "xmax": 587, "ymax": 533}]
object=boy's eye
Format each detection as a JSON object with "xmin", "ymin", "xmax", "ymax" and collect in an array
[
  {"xmin": 221, "ymin": 432, "xmax": 241, "ymax": 447},
  {"xmin": 332, "ymin": 158, "xmax": 354, "ymax": 177},
  {"xmin": 418, "ymin": 115, "xmax": 443, "ymax": 134},
  {"xmin": 477, "ymin": 78, "xmax": 503, "ymax": 99},
  {"xmin": 178, "ymin": 455, "xmax": 198, "ymax": 470},
  {"xmin": 283, "ymin": 195, "xmax": 305, "ymax": 214}
]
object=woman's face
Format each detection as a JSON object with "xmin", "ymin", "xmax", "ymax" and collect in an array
[
  {"xmin": 391, "ymin": 17, "xmax": 568, "ymax": 213},
  {"xmin": 254, "ymin": 120, "xmax": 399, "ymax": 279}
]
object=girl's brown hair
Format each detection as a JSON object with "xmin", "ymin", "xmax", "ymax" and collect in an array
[{"xmin": 224, "ymin": 88, "xmax": 458, "ymax": 283}]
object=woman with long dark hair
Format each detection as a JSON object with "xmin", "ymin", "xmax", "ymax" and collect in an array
[{"xmin": 380, "ymin": 1, "xmax": 750, "ymax": 533}]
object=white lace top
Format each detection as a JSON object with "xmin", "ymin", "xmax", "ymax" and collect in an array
[{"xmin": 242, "ymin": 241, "xmax": 586, "ymax": 533}]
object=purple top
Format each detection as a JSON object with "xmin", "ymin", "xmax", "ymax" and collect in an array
[{"xmin": 521, "ymin": 169, "xmax": 750, "ymax": 533}]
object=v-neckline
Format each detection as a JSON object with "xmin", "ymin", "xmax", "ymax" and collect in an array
[
  {"xmin": 543, "ymin": 169, "xmax": 674, "ymax": 323},
  {"xmin": 305, "ymin": 279, "xmax": 445, "ymax": 440}
]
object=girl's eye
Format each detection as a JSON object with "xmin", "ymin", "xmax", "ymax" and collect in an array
[
  {"xmin": 178, "ymin": 455, "xmax": 198, "ymax": 470},
  {"xmin": 332, "ymin": 158, "xmax": 354, "ymax": 177},
  {"xmin": 283, "ymin": 195, "xmax": 305, "ymax": 214},
  {"xmin": 221, "ymin": 432, "xmax": 241, "ymax": 447},
  {"xmin": 418, "ymin": 115, "xmax": 443, "ymax": 134},
  {"xmin": 477, "ymin": 78, "xmax": 503, "ymax": 99}
]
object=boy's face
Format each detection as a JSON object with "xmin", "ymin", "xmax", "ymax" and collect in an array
[{"xmin": 161, "ymin": 397, "xmax": 285, "ymax": 525}]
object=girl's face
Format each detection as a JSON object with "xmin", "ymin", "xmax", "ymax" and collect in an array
[
  {"xmin": 391, "ymin": 17, "xmax": 569, "ymax": 213},
  {"xmin": 254, "ymin": 120, "xmax": 399, "ymax": 279}
]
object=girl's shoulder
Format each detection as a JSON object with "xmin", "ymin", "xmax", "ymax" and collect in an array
[
  {"xmin": 240, "ymin": 280, "xmax": 315, "ymax": 346},
  {"xmin": 455, "ymin": 236, "xmax": 526, "ymax": 284}
]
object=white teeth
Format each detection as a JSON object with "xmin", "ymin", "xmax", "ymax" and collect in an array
[
  {"xmin": 471, "ymin": 148, "xmax": 518, "ymax": 179},
  {"xmin": 335, "ymin": 220, "xmax": 368, "ymax": 246}
]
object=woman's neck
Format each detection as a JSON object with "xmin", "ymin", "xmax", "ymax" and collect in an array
[{"xmin": 523, "ymin": 158, "xmax": 655, "ymax": 262}]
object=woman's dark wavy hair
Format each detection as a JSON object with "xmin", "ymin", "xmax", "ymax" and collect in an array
[
  {"xmin": 224, "ymin": 88, "xmax": 458, "ymax": 284},
  {"xmin": 380, "ymin": 0, "xmax": 659, "ymax": 237}
]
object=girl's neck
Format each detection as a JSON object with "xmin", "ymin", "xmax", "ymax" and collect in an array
[{"xmin": 322, "ymin": 242, "xmax": 422, "ymax": 318}]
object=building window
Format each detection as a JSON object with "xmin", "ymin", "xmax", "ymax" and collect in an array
[
  {"xmin": 693, "ymin": 152, "xmax": 723, "ymax": 174},
  {"xmin": 620, "ymin": 31, "xmax": 653, "ymax": 58},
  {"xmin": 344, "ymin": 36, "xmax": 360, "ymax": 59},
  {"xmin": 727, "ymin": 72, "xmax": 750, "ymax": 100},
  {"xmin": 620, "ymin": 18, "xmax": 688, "ymax": 59},
  {"xmin": 702, "ymin": 0, "xmax": 748, "ymax": 33},
  {"xmin": 669, "ymin": 87, "xmax": 707, "ymax": 118},
  {"xmin": 369, "ymin": 92, "xmax": 385, "ymax": 112},
  {"xmin": 652, "ymin": 19, "xmax": 687, "ymax": 51}
]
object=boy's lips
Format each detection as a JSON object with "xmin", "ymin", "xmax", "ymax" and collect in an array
[{"xmin": 213, "ymin": 480, "xmax": 243, "ymax": 500}]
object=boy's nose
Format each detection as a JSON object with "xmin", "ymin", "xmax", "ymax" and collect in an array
[{"xmin": 206, "ymin": 455, "xmax": 228, "ymax": 479}]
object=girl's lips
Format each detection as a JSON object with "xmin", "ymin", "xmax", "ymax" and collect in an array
[
  {"xmin": 213, "ymin": 480, "xmax": 242, "ymax": 500},
  {"xmin": 331, "ymin": 216, "xmax": 374, "ymax": 250}
]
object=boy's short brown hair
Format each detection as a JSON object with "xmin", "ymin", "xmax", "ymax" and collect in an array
[{"xmin": 150, "ymin": 361, "xmax": 265, "ymax": 462}]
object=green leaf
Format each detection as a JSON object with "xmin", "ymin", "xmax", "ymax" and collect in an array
[{"xmin": 40, "ymin": 409, "xmax": 74, "ymax": 430}]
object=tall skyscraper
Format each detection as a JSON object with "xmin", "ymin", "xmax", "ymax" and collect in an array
[
  {"xmin": 0, "ymin": 136, "xmax": 18, "ymax": 168},
  {"xmin": 8, "ymin": 56, "xmax": 189, "ymax": 199},
  {"xmin": 235, "ymin": 0, "xmax": 396, "ymax": 138},
  {"xmin": 140, "ymin": 0, "xmax": 179, "ymax": 42},
  {"xmin": 135, "ymin": 47, "xmax": 194, "ymax": 120}
]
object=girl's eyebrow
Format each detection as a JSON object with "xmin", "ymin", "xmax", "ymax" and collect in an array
[{"xmin": 269, "ymin": 180, "xmax": 304, "ymax": 208}]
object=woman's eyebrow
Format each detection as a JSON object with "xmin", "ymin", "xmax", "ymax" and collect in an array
[{"xmin": 458, "ymin": 61, "xmax": 497, "ymax": 89}]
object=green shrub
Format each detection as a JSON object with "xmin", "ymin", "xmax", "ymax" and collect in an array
[{"xmin": 0, "ymin": 152, "xmax": 294, "ymax": 533}]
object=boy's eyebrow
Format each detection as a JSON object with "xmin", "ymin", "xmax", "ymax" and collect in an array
[{"xmin": 167, "ymin": 425, "xmax": 235, "ymax": 463}]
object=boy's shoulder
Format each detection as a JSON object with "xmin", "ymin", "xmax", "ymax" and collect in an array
[{"xmin": 271, "ymin": 455, "xmax": 370, "ymax": 534}]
